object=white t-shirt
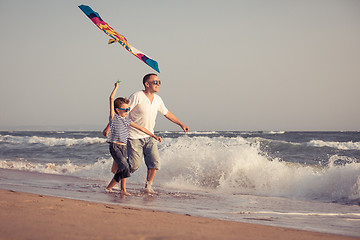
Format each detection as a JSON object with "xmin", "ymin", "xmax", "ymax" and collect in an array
[{"xmin": 128, "ymin": 91, "xmax": 168, "ymax": 139}]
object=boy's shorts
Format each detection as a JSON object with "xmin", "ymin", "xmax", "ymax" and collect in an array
[
  {"xmin": 109, "ymin": 143, "xmax": 130, "ymax": 182},
  {"xmin": 127, "ymin": 137, "xmax": 160, "ymax": 173}
]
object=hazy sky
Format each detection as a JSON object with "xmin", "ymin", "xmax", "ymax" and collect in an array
[{"xmin": 1, "ymin": 0, "xmax": 359, "ymax": 131}]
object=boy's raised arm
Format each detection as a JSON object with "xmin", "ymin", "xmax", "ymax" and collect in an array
[{"xmin": 109, "ymin": 82, "xmax": 119, "ymax": 120}]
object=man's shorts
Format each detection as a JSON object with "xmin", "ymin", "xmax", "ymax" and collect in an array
[{"xmin": 127, "ymin": 137, "xmax": 160, "ymax": 173}]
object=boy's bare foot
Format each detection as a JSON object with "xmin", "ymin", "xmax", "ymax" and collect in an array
[{"xmin": 105, "ymin": 188, "xmax": 113, "ymax": 193}]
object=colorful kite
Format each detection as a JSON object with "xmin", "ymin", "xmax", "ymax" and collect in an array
[{"xmin": 79, "ymin": 5, "xmax": 160, "ymax": 73}]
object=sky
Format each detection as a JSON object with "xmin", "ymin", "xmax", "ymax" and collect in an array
[{"xmin": 0, "ymin": 0, "xmax": 359, "ymax": 131}]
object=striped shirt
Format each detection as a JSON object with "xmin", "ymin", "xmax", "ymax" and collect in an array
[{"xmin": 108, "ymin": 114, "xmax": 132, "ymax": 144}]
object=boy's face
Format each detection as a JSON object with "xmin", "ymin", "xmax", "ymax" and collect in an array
[{"xmin": 116, "ymin": 103, "xmax": 130, "ymax": 117}]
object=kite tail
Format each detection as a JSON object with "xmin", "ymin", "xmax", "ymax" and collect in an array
[{"xmin": 130, "ymin": 46, "xmax": 160, "ymax": 73}]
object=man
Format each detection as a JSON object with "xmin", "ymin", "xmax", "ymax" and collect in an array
[
  {"xmin": 104, "ymin": 73, "xmax": 189, "ymax": 193},
  {"xmin": 128, "ymin": 73, "xmax": 189, "ymax": 193}
]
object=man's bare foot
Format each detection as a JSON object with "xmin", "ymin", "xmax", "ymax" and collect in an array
[
  {"xmin": 143, "ymin": 181, "xmax": 156, "ymax": 194},
  {"xmin": 120, "ymin": 190, "xmax": 131, "ymax": 196}
]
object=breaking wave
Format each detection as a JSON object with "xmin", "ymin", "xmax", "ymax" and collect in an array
[
  {"xmin": 307, "ymin": 140, "xmax": 360, "ymax": 150},
  {"xmin": 0, "ymin": 134, "xmax": 105, "ymax": 147}
]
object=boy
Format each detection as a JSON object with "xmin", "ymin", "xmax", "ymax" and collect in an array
[{"xmin": 106, "ymin": 82, "xmax": 162, "ymax": 195}]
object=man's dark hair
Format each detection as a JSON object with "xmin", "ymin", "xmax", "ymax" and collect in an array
[{"xmin": 143, "ymin": 73, "xmax": 158, "ymax": 86}]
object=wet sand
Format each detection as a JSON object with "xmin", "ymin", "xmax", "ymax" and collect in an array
[{"xmin": 0, "ymin": 189, "xmax": 357, "ymax": 240}]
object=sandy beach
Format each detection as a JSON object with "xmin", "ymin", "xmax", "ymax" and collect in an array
[{"xmin": 0, "ymin": 189, "xmax": 358, "ymax": 240}]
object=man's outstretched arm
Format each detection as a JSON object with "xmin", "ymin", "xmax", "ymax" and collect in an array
[{"xmin": 164, "ymin": 111, "xmax": 189, "ymax": 132}]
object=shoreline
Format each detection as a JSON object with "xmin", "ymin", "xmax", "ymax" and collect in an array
[{"xmin": 0, "ymin": 189, "xmax": 358, "ymax": 240}]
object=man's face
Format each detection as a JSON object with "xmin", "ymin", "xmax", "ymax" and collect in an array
[{"xmin": 147, "ymin": 75, "xmax": 161, "ymax": 93}]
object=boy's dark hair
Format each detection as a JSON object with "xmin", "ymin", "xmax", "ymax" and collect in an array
[
  {"xmin": 143, "ymin": 73, "xmax": 157, "ymax": 86},
  {"xmin": 114, "ymin": 97, "xmax": 129, "ymax": 109}
]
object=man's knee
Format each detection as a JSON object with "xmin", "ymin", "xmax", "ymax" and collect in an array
[
  {"xmin": 128, "ymin": 152, "xmax": 142, "ymax": 173},
  {"xmin": 129, "ymin": 161, "xmax": 140, "ymax": 173}
]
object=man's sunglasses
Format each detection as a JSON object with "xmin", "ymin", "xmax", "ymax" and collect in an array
[
  {"xmin": 116, "ymin": 107, "xmax": 131, "ymax": 112},
  {"xmin": 149, "ymin": 80, "xmax": 161, "ymax": 85}
]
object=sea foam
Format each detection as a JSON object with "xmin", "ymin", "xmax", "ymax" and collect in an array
[
  {"xmin": 157, "ymin": 136, "xmax": 360, "ymax": 203},
  {"xmin": 0, "ymin": 134, "xmax": 105, "ymax": 147},
  {"xmin": 307, "ymin": 139, "xmax": 360, "ymax": 150}
]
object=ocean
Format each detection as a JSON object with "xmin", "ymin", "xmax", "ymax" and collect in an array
[{"xmin": 0, "ymin": 130, "xmax": 359, "ymax": 237}]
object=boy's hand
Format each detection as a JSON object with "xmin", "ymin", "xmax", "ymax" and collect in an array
[
  {"xmin": 114, "ymin": 82, "xmax": 119, "ymax": 88},
  {"xmin": 155, "ymin": 136, "xmax": 162, "ymax": 143},
  {"xmin": 102, "ymin": 128, "xmax": 108, "ymax": 137}
]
